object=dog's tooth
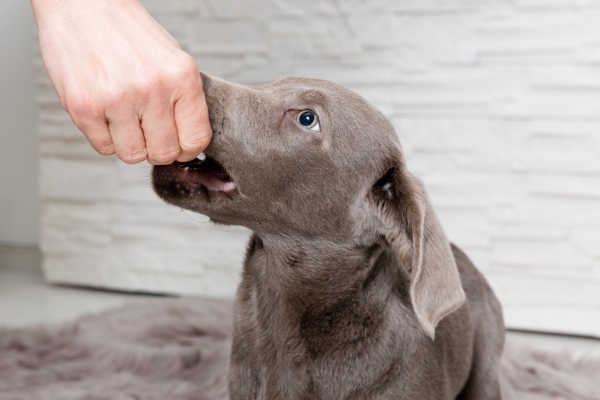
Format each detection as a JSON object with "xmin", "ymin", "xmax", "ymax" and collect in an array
[
  {"xmin": 183, "ymin": 167, "xmax": 189, "ymax": 171},
  {"xmin": 198, "ymin": 152, "xmax": 206, "ymax": 161}
]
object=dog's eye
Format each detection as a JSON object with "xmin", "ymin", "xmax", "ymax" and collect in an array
[{"xmin": 297, "ymin": 110, "xmax": 320, "ymax": 131}]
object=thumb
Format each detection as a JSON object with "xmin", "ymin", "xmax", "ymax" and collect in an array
[{"xmin": 174, "ymin": 74, "xmax": 212, "ymax": 162}]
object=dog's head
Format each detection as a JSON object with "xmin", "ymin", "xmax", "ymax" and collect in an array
[{"xmin": 152, "ymin": 73, "xmax": 465, "ymax": 338}]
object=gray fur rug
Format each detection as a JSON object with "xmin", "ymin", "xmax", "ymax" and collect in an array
[{"xmin": 0, "ymin": 298, "xmax": 598, "ymax": 400}]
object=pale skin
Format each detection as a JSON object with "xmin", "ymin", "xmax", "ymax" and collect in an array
[{"xmin": 31, "ymin": 0, "xmax": 212, "ymax": 165}]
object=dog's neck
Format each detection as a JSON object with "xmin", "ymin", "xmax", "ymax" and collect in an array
[
  {"xmin": 247, "ymin": 234, "xmax": 374, "ymax": 298},
  {"xmin": 238, "ymin": 234, "xmax": 408, "ymax": 351}
]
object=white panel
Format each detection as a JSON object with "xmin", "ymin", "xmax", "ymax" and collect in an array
[{"xmin": 38, "ymin": 0, "xmax": 600, "ymax": 337}]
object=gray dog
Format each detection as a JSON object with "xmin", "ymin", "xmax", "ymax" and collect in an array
[{"xmin": 152, "ymin": 73, "xmax": 505, "ymax": 399}]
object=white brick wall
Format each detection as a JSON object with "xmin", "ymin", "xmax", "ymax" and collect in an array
[{"xmin": 39, "ymin": 0, "xmax": 600, "ymax": 336}]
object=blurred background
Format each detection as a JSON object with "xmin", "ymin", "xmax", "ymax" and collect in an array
[{"xmin": 1, "ymin": 0, "xmax": 600, "ymax": 343}]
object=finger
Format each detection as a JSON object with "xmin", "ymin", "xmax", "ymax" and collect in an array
[
  {"xmin": 174, "ymin": 76, "xmax": 212, "ymax": 162},
  {"xmin": 107, "ymin": 113, "xmax": 148, "ymax": 164},
  {"xmin": 68, "ymin": 104, "xmax": 115, "ymax": 156},
  {"xmin": 141, "ymin": 99, "xmax": 181, "ymax": 165}
]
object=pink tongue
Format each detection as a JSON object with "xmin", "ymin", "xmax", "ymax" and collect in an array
[
  {"xmin": 180, "ymin": 169, "xmax": 236, "ymax": 192},
  {"xmin": 175, "ymin": 158, "xmax": 233, "ymax": 182}
]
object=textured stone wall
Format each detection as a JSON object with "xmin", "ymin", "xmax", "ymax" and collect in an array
[{"xmin": 39, "ymin": 0, "xmax": 600, "ymax": 336}]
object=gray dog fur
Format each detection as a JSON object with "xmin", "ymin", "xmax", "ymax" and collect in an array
[{"xmin": 152, "ymin": 74, "xmax": 505, "ymax": 399}]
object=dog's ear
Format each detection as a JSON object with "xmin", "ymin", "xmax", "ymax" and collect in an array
[{"xmin": 372, "ymin": 158, "xmax": 465, "ymax": 340}]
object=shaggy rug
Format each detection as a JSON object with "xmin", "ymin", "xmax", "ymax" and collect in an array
[{"xmin": 0, "ymin": 298, "xmax": 598, "ymax": 400}]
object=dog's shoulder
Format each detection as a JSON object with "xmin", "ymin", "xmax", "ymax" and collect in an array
[
  {"xmin": 452, "ymin": 244, "xmax": 488, "ymax": 292},
  {"xmin": 451, "ymin": 243, "xmax": 503, "ymax": 320}
]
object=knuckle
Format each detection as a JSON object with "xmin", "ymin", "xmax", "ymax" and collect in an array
[
  {"xmin": 80, "ymin": 127, "xmax": 114, "ymax": 157},
  {"xmin": 135, "ymin": 72, "xmax": 164, "ymax": 98},
  {"xmin": 180, "ymin": 134, "xmax": 211, "ymax": 154},
  {"xmin": 182, "ymin": 55, "xmax": 199, "ymax": 74},
  {"xmin": 65, "ymin": 93, "xmax": 97, "ymax": 120},
  {"xmin": 91, "ymin": 140, "xmax": 115, "ymax": 156},
  {"xmin": 148, "ymin": 149, "xmax": 181, "ymax": 165},
  {"xmin": 170, "ymin": 55, "xmax": 199, "ymax": 81},
  {"xmin": 118, "ymin": 148, "xmax": 148, "ymax": 164},
  {"xmin": 104, "ymin": 88, "xmax": 129, "ymax": 110},
  {"xmin": 121, "ymin": 156, "xmax": 147, "ymax": 164},
  {"xmin": 96, "ymin": 145, "xmax": 115, "ymax": 156}
]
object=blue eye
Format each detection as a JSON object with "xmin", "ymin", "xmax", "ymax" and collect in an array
[{"xmin": 297, "ymin": 110, "xmax": 319, "ymax": 130}]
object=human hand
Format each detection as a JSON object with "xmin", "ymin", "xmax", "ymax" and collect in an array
[{"xmin": 31, "ymin": 0, "xmax": 211, "ymax": 164}]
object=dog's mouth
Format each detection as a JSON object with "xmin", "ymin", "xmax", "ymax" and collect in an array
[{"xmin": 172, "ymin": 153, "xmax": 236, "ymax": 192}]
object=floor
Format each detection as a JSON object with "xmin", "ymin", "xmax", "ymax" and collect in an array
[
  {"xmin": 0, "ymin": 266, "xmax": 164, "ymax": 327},
  {"xmin": 1, "ymin": 265, "xmax": 600, "ymax": 359}
]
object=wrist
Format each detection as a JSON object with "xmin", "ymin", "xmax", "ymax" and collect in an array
[{"xmin": 31, "ymin": 0, "xmax": 143, "ymax": 25}]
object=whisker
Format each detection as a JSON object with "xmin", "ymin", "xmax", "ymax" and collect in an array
[
  {"xmin": 182, "ymin": 210, "xmax": 210, "ymax": 224},
  {"xmin": 292, "ymin": 31, "xmax": 300, "ymax": 75},
  {"xmin": 294, "ymin": 49, "xmax": 312, "ymax": 75},
  {"xmin": 168, "ymin": 208, "xmax": 208, "ymax": 223}
]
